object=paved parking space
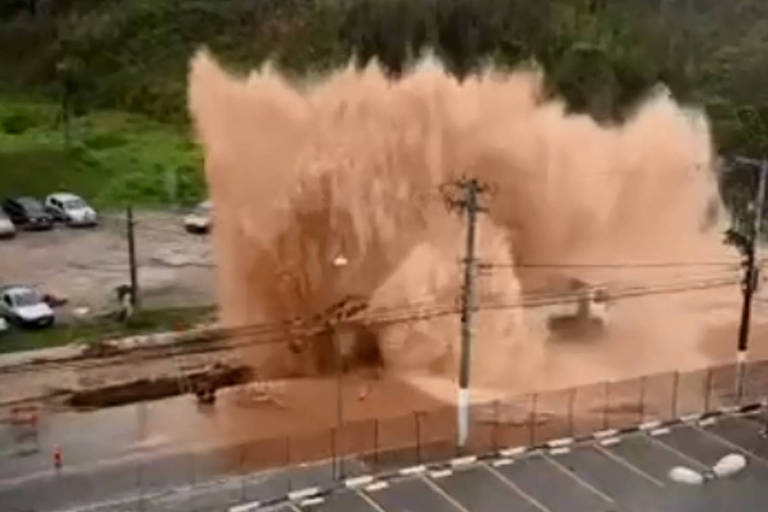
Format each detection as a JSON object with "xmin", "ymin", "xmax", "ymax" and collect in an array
[
  {"xmin": 654, "ymin": 425, "xmax": 735, "ymax": 467},
  {"xmin": 555, "ymin": 444, "xmax": 666, "ymax": 511},
  {"xmin": 301, "ymin": 490, "xmax": 378, "ymax": 512},
  {"xmin": 704, "ymin": 414, "xmax": 768, "ymax": 461},
  {"xmin": 365, "ymin": 477, "xmax": 457, "ymax": 512},
  {"xmin": 493, "ymin": 453, "xmax": 612, "ymax": 512},
  {"xmin": 431, "ymin": 465, "xmax": 540, "ymax": 512},
  {"xmin": 606, "ymin": 432, "xmax": 693, "ymax": 482}
]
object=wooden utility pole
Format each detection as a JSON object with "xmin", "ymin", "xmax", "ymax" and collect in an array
[
  {"xmin": 442, "ymin": 178, "xmax": 490, "ymax": 447},
  {"xmin": 127, "ymin": 206, "xmax": 138, "ymax": 308},
  {"xmin": 734, "ymin": 157, "xmax": 768, "ymax": 400}
]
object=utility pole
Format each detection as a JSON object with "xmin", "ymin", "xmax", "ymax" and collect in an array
[
  {"xmin": 442, "ymin": 178, "xmax": 490, "ymax": 447},
  {"xmin": 127, "ymin": 206, "xmax": 139, "ymax": 308},
  {"xmin": 734, "ymin": 157, "xmax": 768, "ymax": 401}
]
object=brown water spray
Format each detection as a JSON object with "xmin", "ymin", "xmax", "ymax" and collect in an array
[{"xmin": 188, "ymin": 50, "xmax": 731, "ymax": 392}]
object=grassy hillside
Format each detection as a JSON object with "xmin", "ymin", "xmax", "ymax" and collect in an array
[{"xmin": 0, "ymin": 97, "xmax": 205, "ymax": 207}]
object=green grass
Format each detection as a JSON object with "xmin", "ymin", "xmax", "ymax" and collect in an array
[
  {"xmin": 0, "ymin": 306, "xmax": 216, "ymax": 355},
  {"xmin": 0, "ymin": 98, "xmax": 206, "ymax": 208}
]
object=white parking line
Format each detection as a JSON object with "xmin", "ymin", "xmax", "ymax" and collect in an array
[
  {"xmin": 419, "ymin": 475, "xmax": 472, "ymax": 512},
  {"xmin": 647, "ymin": 432, "xmax": 710, "ymax": 471},
  {"xmin": 357, "ymin": 489, "xmax": 388, "ymax": 512},
  {"xmin": 543, "ymin": 454, "xmax": 615, "ymax": 504},
  {"xmin": 228, "ymin": 501, "xmax": 261, "ymax": 512},
  {"xmin": 694, "ymin": 424, "xmax": 768, "ymax": 467},
  {"xmin": 594, "ymin": 443, "xmax": 665, "ymax": 487},
  {"xmin": 483, "ymin": 463, "xmax": 553, "ymax": 512}
]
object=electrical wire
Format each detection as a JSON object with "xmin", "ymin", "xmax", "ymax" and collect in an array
[
  {"xmin": 0, "ymin": 273, "xmax": 741, "ymax": 379},
  {"xmin": 478, "ymin": 260, "xmax": 742, "ymax": 270}
]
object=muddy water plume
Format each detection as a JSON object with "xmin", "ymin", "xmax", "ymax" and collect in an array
[{"xmin": 188, "ymin": 51, "xmax": 730, "ymax": 391}]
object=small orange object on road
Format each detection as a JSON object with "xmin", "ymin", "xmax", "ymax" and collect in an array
[{"xmin": 53, "ymin": 445, "xmax": 62, "ymax": 470}]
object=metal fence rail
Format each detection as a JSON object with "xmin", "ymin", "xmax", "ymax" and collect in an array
[{"xmin": 2, "ymin": 359, "xmax": 767, "ymax": 511}]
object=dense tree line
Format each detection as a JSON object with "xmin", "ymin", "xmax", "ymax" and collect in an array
[{"xmin": 2, "ymin": 0, "xmax": 768, "ymax": 225}]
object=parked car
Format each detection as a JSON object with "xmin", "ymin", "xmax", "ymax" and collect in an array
[
  {"xmin": 0, "ymin": 285, "xmax": 55, "ymax": 328},
  {"xmin": 1, "ymin": 197, "xmax": 53, "ymax": 231},
  {"xmin": 0, "ymin": 209, "xmax": 15, "ymax": 238},
  {"xmin": 44, "ymin": 192, "xmax": 98, "ymax": 227},
  {"xmin": 183, "ymin": 200, "xmax": 212, "ymax": 234},
  {"xmin": 0, "ymin": 317, "xmax": 7, "ymax": 334}
]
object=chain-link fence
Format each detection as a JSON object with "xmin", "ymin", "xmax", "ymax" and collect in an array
[{"xmin": 3, "ymin": 359, "xmax": 768, "ymax": 511}]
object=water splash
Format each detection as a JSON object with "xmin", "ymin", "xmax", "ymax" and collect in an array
[{"xmin": 188, "ymin": 50, "xmax": 728, "ymax": 390}]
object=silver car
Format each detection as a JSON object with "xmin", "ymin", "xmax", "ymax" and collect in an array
[
  {"xmin": 0, "ymin": 210, "xmax": 15, "ymax": 238},
  {"xmin": 45, "ymin": 192, "xmax": 98, "ymax": 227},
  {"xmin": 183, "ymin": 200, "xmax": 212, "ymax": 234},
  {"xmin": 0, "ymin": 285, "xmax": 55, "ymax": 328}
]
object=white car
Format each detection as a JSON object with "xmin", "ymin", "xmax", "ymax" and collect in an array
[
  {"xmin": 0, "ymin": 209, "xmax": 15, "ymax": 238},
  {"xmin": 44, "ymin": 192, "xmax": 98, "ymax": 227},
  {"xmin": 0, "ymin": 285, "xmax": 55, "ymax": 328},
  {"xmin": 0, "ymin": 317, "xmax": 7, "ymax": 334},
  {"xmin": 183, "ymin": 200, "xmax": 212, "ymax": 234}
]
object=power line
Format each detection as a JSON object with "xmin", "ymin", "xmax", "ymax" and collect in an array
[
  {"xmin": 478, "ymin": 260, "xmax": 741, "ymax": 270},
  {"xmin": 0, "ymin": 274, "xmax": 740, "ymax": 382}
]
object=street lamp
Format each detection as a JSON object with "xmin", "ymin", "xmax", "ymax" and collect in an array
[{"xmin": 333, "ymin": 254, "xmax": 349, "ymax": 268}]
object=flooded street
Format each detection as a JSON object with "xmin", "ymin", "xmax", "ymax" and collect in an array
[{"xmin": 0, "ymin": 210, "xmax": 216, "ymax": 318}]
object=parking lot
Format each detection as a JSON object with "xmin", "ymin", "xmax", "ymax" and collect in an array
[
  {"xmin": 0, "ymin": 209, "xmax": 215, "ymax": 320},
  {"xmin": 270, "ymin": 410, "xmax": 768, "ymax": 512},
  {"xmin": 17, "ymin": 407, "xmax": 763, "ymax": 512}
]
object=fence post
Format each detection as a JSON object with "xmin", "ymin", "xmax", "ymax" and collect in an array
[
  {"xmin": 704, "ymin": 368, "xmax": 713, "ymax": 413},
  {"xmin": 671, "ymin": 371, "xmax": 680, "ymax": 419},
  {"xmin": 373, "ymin": 419, "xmax": 379, "ymax": 468},
  {"xmin": 414, "ymin": 411, "xmax": 422, "ymax": 463},
  {"xmin": 330, "ymin": 428, "xmax": 338, "ymax": 480},
  {"xmin": 603, "ymin": 381, "xmax": 611, "ymax": 430},
  {"xmin": 241, "ymin": 443, "xmax": 249, "ymax": 501},
  {"xmin": 137, "ymin": 463, "xmax": 144, "ymax": 512},
  {"xmin": 529, "ymin": 393, "xmax": 538, "ymax": 446},
  {"xmin": 285, "ymin": 436, "xmax": 291, "ymax": 467},
  {"xmin": 188, "ymin": 452, "xmax": 196, "ymax": 511},
  {"xmin": 638, "ymin": 376, "xmax": 647, "ymax": 424},
  {"xmin": 567, "ymin": 388, "xmax": 576, "ymax": 437},
  {"xmin": 493, "ymin": 400, "xmax": 500, "ymax": 452}
]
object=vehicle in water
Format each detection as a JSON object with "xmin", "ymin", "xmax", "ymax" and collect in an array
[
  {"xmin": 183, "ymin": 200, "xmax": 212, "ymax": 234},
  {"xmin": 1, "ymin": 197, "xmax": 53, "ymax": 231},
  {"xmin": 44, "ymin": 192, "xmax": 99, "ymax": 227},
  {"xmin": 547, "ymin": 278, "xmax": 609, "ymax": 340},
  {"xmin": 0, "ymin": 285, "xmax": 55, "ymax": 328}
]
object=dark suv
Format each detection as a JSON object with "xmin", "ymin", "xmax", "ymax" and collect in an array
[{"xmin": 2, "ymin": 197, "xmax": 53, "ymax": 231}]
